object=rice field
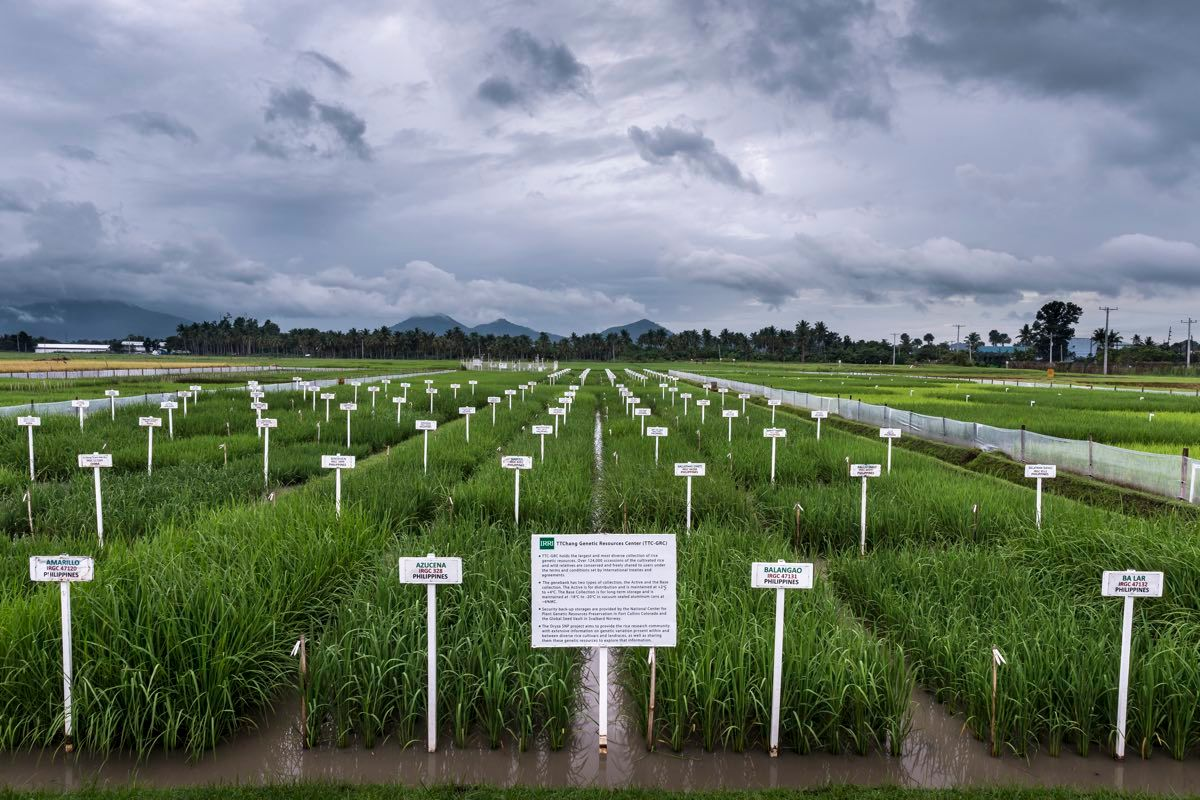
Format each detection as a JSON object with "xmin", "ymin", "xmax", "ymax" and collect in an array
[{"xmin": 0, "ymin": 362, "xmax": 1197, "ymax": 772}]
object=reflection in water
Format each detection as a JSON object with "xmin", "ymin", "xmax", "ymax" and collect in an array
[{"xmin": 3, "ymin": 669, "xmax": 1200, "ymax": 792}]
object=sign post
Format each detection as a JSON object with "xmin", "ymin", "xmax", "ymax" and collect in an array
[
  {"xmin": 340, "ymin": 402, "xmax": 357, "ymax": 447},
  {"xmin": 675, "ymin": 462, "xmax": 706, "ymax": 530},
  {"xmin": 368, "ymin": 385, "xmax": 380, "ymax": 410},
  {"xmin": 469, "ymin": 379, "xmax": 478, "ymax": 396},
  {"xmin": 648, "ymin": 427, "xmax": 667, "ymax": 464},
  {"xmin": 1025, "ymin": 464, "xmax": 1056, "ymax": 529},
  {"xmin": 350, "ymin": 381, "xmax": 361, "ymax": 404},
  {"xmin": 416, "ymin": 420, "xmax": 437, "ymax": 473},
  {"xmin": 723, "ymin": 409, "xmax": 739, "ymax": 442},
  {"xmin": 763, "ymin": 428, "xmax": 787, "ymax": 483},
  {"xmin": 321, "ymin": 454, "xmax": 356, "ymax": 517},
  {"xmin": 78, "ymin": 453, "xmax": 113, "ymax": 547},
  {"xmin": 400, "ymin": 554, "xmax": 464, "ymax": 753},
  {"xmin": 160, "ymin": 400, "xmax": 177, "ymax": 438},
  {"xmin": 1102, "ymin": 571, "xmax": 1164, "ymax": 760},
  {"xmin": 531, "ymin": 535, "xmax": 676, "ymax": 755},
  {"xmin": 451, "ymin": 382, "xmax": 461, "ymax": 400},
  {"xmin": 549, "ymin": 406, "xmax": 565, "ymax": 436},
  {"xmin": 696, "ymin": 398, "xmax": 710, "ymax": 424},
  {"xmin": 321, "ymin": 393, "xmax": 335, "ymax": 423},
  {"xmin": 18, "ymin": 416, "xmax": 40, "ymax": 481},
  {"xmin": 178, "ymin": 390, "xmax": 192, "ymax": 416},
  {"xmin": 768, "ymin": 398, "xmax": 781, "ymax": 425},
  {"xmin": 30, "ymin": 555, "xmax": 95, "ymax": 753},
  {"xmin": 635, "ymin": 406, "xmax": 651, "ymax": 434},
  {"xmin": 681, "ymin": 392, "xmax": 691, "ymax": 417},
  {"xmin": 505, "ymin": 388, "xmax": 516, "ymax": 410},
  {"xmin": 751, "ymin": 560, "xmax": 814, "ymax": 757},
  {"xmin": 258, "ymin": 418, "xmax": 277, "ymax": 486},
  {"xmin": 739, "ymin": 392, "xmax": 750, "ymax": 415},
  {"xmin": 139, "ymin": 416, "xmax": 162, "ymax": 475},
  {"xmin": 190, "ymin": 385, "xmax": 202, "ymax": 406},
  {"xmin": 392, "ymin": 395, "xmax": 406, "ymax": 422},
  {"xmin": 532, "ymin": 424, "xmax": 553, "ymax": 461},
  {"xmin": 71, "ymin": 399, "xmax": 89, "ymax": 430},
  {"xmin": 251, "ymin": 400, "xmax": 268, "ymax": 437},
  {"xmin": 428, "ymin": 387, "xmax": 439, "ymax": 414},
  {"xmin": 104, "ymin": 389, "xmax": 119, "ymax": 420},
  {"xmin": 502, "ymin": 455, "xmax": 533, "ymax": 526},
  {"xmin": 850, "ymin": 464, "xmax": 882, "ymax": 555},
  {"xmin": 880, "ymin": 428, "xmax": 901, "ymax": 474},
  {"xmin": 811, "ymin": 409, "xmax": 828, "ymax": 440},
  {"xmin": 459, "ymin": 406, "xmax": 476, "ymax": 441}
]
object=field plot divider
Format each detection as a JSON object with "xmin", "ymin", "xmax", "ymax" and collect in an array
[
  {"xmin": 0, "ymin": 370, "xmax": 454, "ymax": 418},
  {"xmin": 670, "ymin": 370, "xmax": 1198, "ymax": 504}
]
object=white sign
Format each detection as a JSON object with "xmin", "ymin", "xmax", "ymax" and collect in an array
[
  {"xmin": 722, "ymin": 409, "xmax": 738, "ymax": 418},
  {"xmin": 399, "ymin": 556, "xmax": 464, "ymax": 585},
  {"xmin": 738, "ymin": 393, "xmax": 750, "ymax": 400},
  {"xmin": 160, "ymin": 401, "xmax": 177, "ymax": 409},
  {"xmin": 1025, "ymin": 464, "xmax": 1057, "ymax": 479},
  {"xmin": 18, "ymin": 416, "xmax": 40, "ymax": 427},
  {"xmin": 751, "ymin": 562, "xmax": 814, "ymax": 589},
  {"xmin": 71, "ymin": 399, "xmax": 89, "ymax": 409},
  {"xmin": 30, "ymin": 555, "xmax": 95, "ymax": 582},
  {"xmin": 696, "ymin": 399, "xmax": 710, "ymax": 406},
  {"xmin": 416, "ymin": 419, "xmax": 438, "ymax": 431},
  {"xmin": 879, "ymin": 428, "xmax": 902, "ymax": 439},
  {"xmin": 1102, "ymin": 571, "xmax": 1164, "ymax": 598},
  {"xmin": 250, "ymin": 401, "xmax": 268, "ymax": 410},
  {"xmin": 767, "ymin": 399, "xmax": 781, "ymax": 407},
  {"xmin": 647, "ymin": 426, "xmax": 668, "ymax": 437},
  {"xmin": 502, "ymin": 455, "xmax": 534, "ymax": 470},
  {"xmin": 78, "ymin": 454, "xmax": 113, "ymax": 468},
  {"xmin": 340, "ymin": 402, "xmax": 357, "ymax": 411},
  {"xmin": 850, "ymin": 464, "xmax": 881, "ymax": 478},
  {"xmin": 257, "ymin": 418, "xmax": 278, "ymax": 429},
  {"xmin": 321, "ymin": 455, "xmax": 357, "ymax": 469},
  {"xmin": 531, "ymin": 534, "xmax": 676, "ymax": 648},
  {"xmin": 459, "ymin": 406, "xmax": 476, "ymax": 415},
  {"xmin": 320, "ymin": 393, "xmax": 335, "ymax": 400},
  {"xmin": 634, "ymin": 407, "xmax": 651, "ymax": 417},
  {"xmin": 674, "ymin": 462, "xmax": 706, "ymax": 477},
  {"xmin": 138, "ymin": 416, "xmax": 162, "ymax": 427},
  {"xmin": 763, "ymin": 428, "xmax": 787, "ymax": 438},
  {"xmin": 811, "ymin": 410, "xmax": 828, "ymax": 419},
  {"xmin": 104, "ymin": 389, "xmax": 119, "ymax": 397},
  {"xmin": 532, "ymin": 424, "xmax": 553, "ymax": 435},
  {"xmin": 549, "ymin": 407, "xmax": 566, "ymax": 415},
  {"xmin": 488, "ymin": 396, "xmax": 501, "ymax": 404}
]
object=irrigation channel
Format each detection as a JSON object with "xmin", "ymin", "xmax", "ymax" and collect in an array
[{"xmin": 2, "ymin": 368, "xmax": 1200, "ymax": 793}]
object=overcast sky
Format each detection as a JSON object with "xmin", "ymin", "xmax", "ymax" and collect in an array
[{"xmin": 2, "ymin": 0, "xmax": 1198, "ymax": 341}]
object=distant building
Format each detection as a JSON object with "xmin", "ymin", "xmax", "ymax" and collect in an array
[
  {"xmin": 976, "ymin": 345, "xmax": 1016, "ymax": 355},
  {"xmin": 35, "ymin": 342, "xmax": 111, "ymax": 354},
  {"xmin": 121, "ymin": 340, "xmax": 148, "ymax": 353}
]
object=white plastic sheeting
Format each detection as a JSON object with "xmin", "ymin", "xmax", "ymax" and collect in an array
[{"xmin": 670, "ymin": 369, "xmax": 1197, "ymax": 504}]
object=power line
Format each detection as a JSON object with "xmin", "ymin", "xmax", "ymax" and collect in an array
[{"xmin": 952, "ymin": 323, "xmax": 964, "ymax": 344}]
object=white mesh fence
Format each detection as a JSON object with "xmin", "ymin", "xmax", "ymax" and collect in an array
[{"xmin": 671, "ymin": 369, "xmax": 1197, "ymax": 504}]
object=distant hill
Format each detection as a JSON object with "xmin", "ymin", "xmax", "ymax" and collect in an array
[
  {"xmin": 391, "ymin": 314, "xmax": 563, "ymax": 341},
  {"xmin": 389, "ymin": 314, "xmax": 471, "ymax": 336},
  {"xmin": 0, "ymin": 300, "xmax": 192, "ymax": 341},
  {"xmin": 598, "ymin": 318, "xmax": 672, "ymax": 340}
]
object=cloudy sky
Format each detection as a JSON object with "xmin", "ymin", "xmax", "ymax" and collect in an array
[{"xmin": 2, "ymin": 0, "xmax": 1198, "ymax": 341}]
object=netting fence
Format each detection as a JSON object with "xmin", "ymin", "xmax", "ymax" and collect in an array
[{"xmin": 670, "ymin": 369, "xmax": 1199, "ymax": 504}]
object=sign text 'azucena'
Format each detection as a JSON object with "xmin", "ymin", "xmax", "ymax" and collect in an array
[{"xmin": 399, "ymin": 556, "xmax": 463, "ymax": 584}]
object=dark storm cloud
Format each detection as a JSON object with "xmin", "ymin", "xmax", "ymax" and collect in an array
[
  {"xmin": 0, "ymin": 189, "xmax": 31, "ymax": 213},
  {"xmin": 258, "ymin": 86, "xmax": 371, "ymax": 160},
  {"xmin": 904, "ymin": 0, "xmax": 1200, "ymax": 181},
  {"xmin": 476, "ymin": 28, "xmax": 591, "ymax": 110},
  {"xmin": 57, "ymin": 145, "xmax": 101, "ymax": 162},
  {"xmin": 687, "ymin": 0, "xmax": 892, "ymax": 124},
  {"xmin": 300, "ymin": 49, "xmax": 352, "ymax": 80},
  {"xmin": 113, "ymin": 111, "xmax": 198, "ymax": 143},
  {"xmin": 629, "ymin": 124, "xmax": 762, "ymax": 193}
]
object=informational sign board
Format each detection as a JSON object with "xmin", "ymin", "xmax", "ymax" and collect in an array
[
  {"xmin": 321, "ymin": 393, "xmax": 335, "ymax": 400},
  {"xmin": 251, "ymin": 402, "xmax": 268, "ymax": 410},
  {"xmin": 399, "ymin": 556, "xmax": 463, "ymax": 584},
  {"xmin": 850, "ymin": 464, "xmax": 882, "ymax": 478},
  {"xmin": 634, "ymin": 407, "xmax": 651, "ymax": 417},
  {"xmin": 257, "ymin": 418, "xmax": 278, "ymax": 429},
  {"xmin": 879, "ymin": 428, "xmax": 902, "ymax": 439},
  {"xmin": 340, "ymin": 402, "xmax": 357, "ymax": 411},
  {"xmin": 751, "ymin": 562, "xmax": 814, "ymax": 589},
  {"xmin": 531, "ymin": 534, "xmax": 676, "ymax": 648},
  {"xmin": 763, "ymin": 428, "xmax": 787, "ymax": 438},
  {"xmin": 71, "ymin": 400, "xmax": 89, "ymax": 409},
  {"xmin": 18, "ymin": 416, "xmax": 40, "ymax": 426},
  {"xmin": 811, "ymin": 410, "xmax": 829, "ymax": 419},
  {"xmin": 1102, "ymin": 571, "xmax": 1164, "ymax": 597},
  {"xmin": 78, "ymin": 454, "xmax": 112, "ymax": 468},
  {"xmin": 30, "ymin": 556, "xmax": 94, "ymax": 583},
  {"xmin": 321, "ymin": 455, "xmax": 357, "ymax": 469},
  {"xmin": 160, "ymin": 401, "xmax": 178, "ymax": 409},
  {"xmin": 532, "ymin": 424, "xmax": 553, "ymax": 435},
  {"xmin": 674, "ymin": 462, "xmax": 705, "ymax": 476},
  {"xmin": 502, "ymin": 455, "xmax": 533, "ymax": 469},
  {"xmin": 104, "ymin": 390, "xmax": 119, "ymax": 397},
  {"xmin": 138, "ymin": 417, "xmax": 162, "ymax": 427},
  {"xmin": 722, "ymin": 409, "xmax": 738, "ymax": 418},
  {"xmin": 459, "ymin": 406, "xmax": 475, "ymax": 415},
  {"xmin": 647, "ymin": 426, "xmax": 668, "ymax": 437},
  {"xmin": 1025, "ymin": 464, "xmax": 1057, "ymax": 479},
  {"xmin": 416, "ymin": 419, "xmax": 437, "ymax": 431}
]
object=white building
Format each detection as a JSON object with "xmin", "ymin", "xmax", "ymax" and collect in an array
[{"xmin": 35, "ymin": 343, "xmax": 112, "ymax": 354}]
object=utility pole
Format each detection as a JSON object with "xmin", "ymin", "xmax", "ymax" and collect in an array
[
  {"xmin": 890, "ymin": 333, "xmax": 899, "ymax": 366},
  {"xmin": 1099, "ymin": 306, "xmax": 1117, "ymax": 376},
  {"xmin": 1182, "ymin": 317, "xmax": 1197, "ymax": 369},
  {"xmin": 953, "ymin": 324, "xmax": 964, "ymax": 344}
]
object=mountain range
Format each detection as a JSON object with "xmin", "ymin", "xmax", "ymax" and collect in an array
[
  {"xmin": 0, "ymin": 300, "xmax": 192, "ymax": 341},
  {"xmin": 389, "ymin": 314, "xmax": 671, "ymax": 341}
]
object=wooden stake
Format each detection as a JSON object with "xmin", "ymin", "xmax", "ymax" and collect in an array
[{"xmin": 646, "ymin": 647, "xmax": 657, "ymax": 751}]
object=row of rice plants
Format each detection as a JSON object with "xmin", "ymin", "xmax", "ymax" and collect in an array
[
  {"xmin": 302, "ymin": 388, "xmax": 599, "ymax": 750},
  {"xmin": 0, "ymin": 371, "xmax": 554, "ymax": 757},
  {"xmin": 597, "ymin": 384, "xmax": 913, "ymax": 755}
]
